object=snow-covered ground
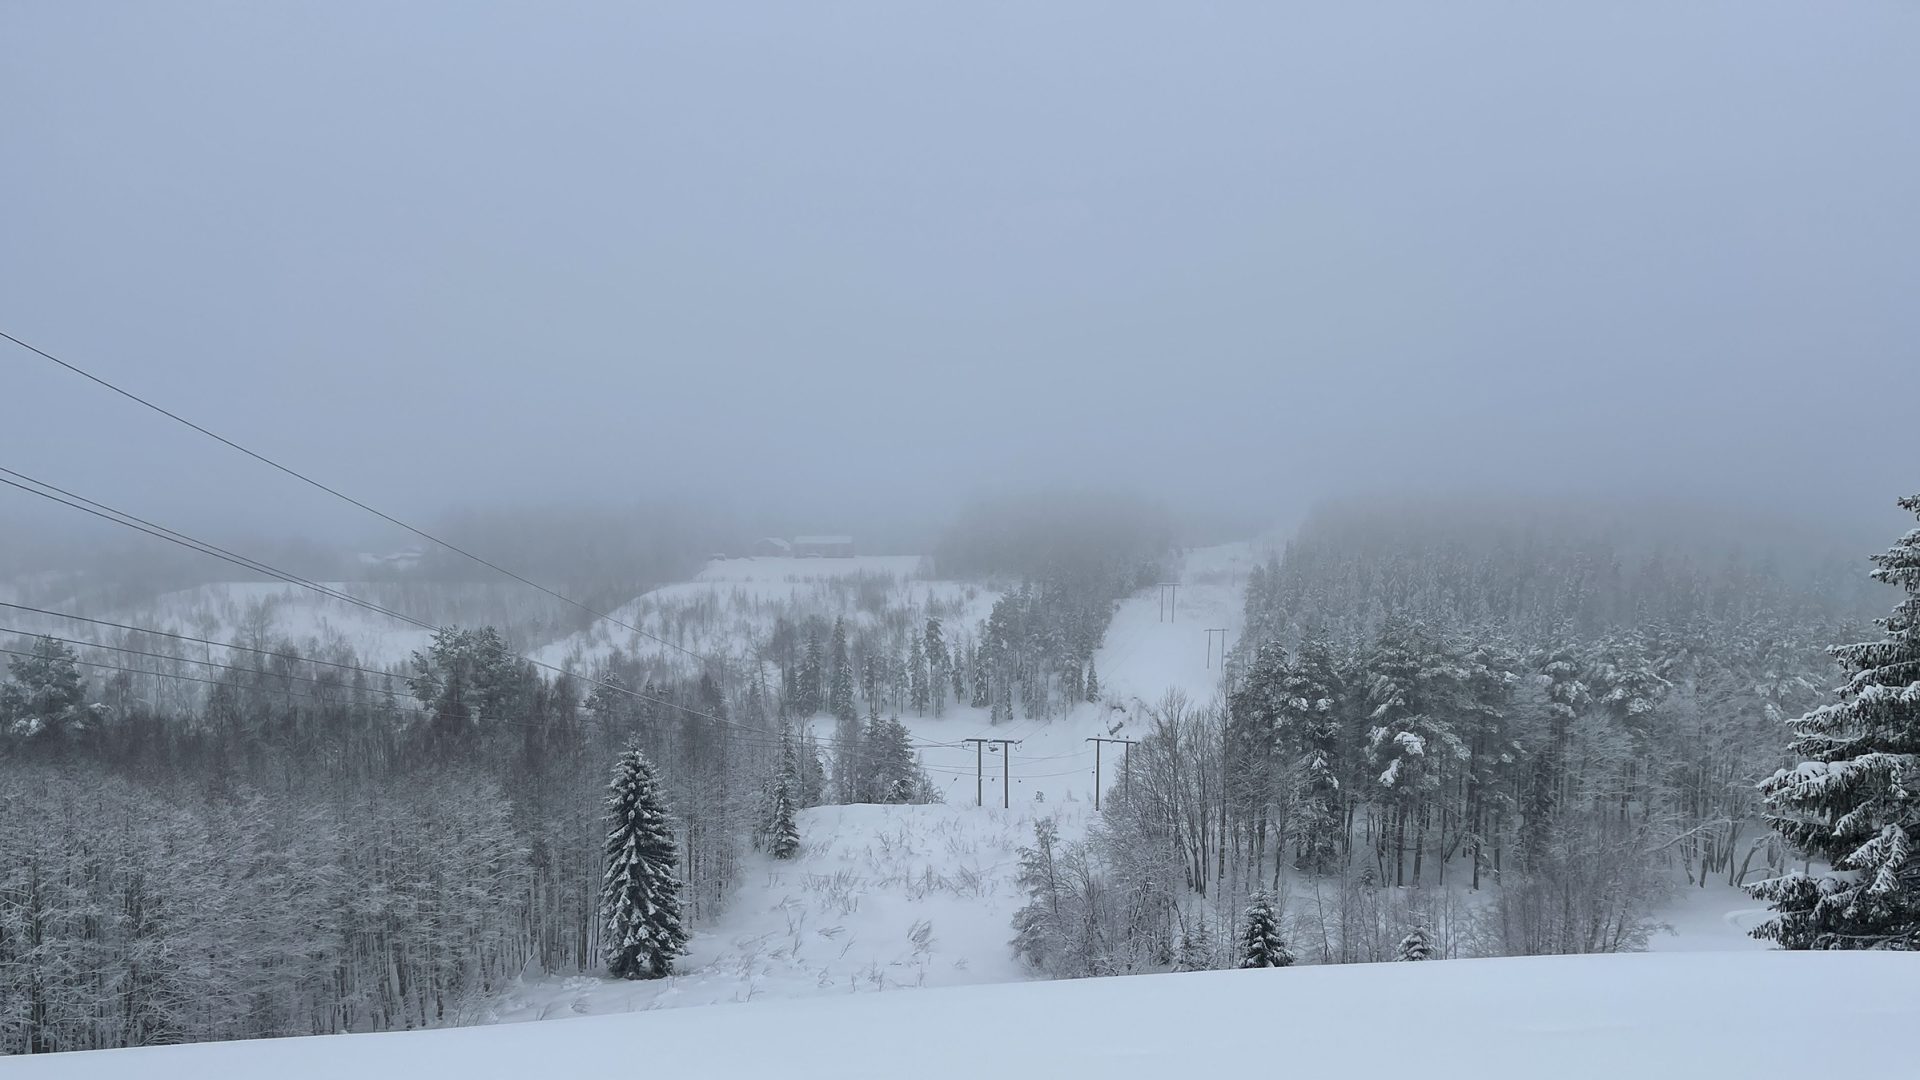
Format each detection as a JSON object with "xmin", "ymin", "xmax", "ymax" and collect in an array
[
  {"xmin": 1648, "ymin": 882, "xmax": 1773, "ymax": 952},
  {"xmin": 495, "ymin": 802, "xmax": 1086, "ymax": 1020},
  {"xmin": 20, "ymin": 951, "xmax": 1912, "ymax": 1079}
]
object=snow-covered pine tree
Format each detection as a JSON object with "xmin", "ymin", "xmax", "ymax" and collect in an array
[
  {"xmin": 1748, "ymin": 494, "xmax": 1920, "ymax": 950},
  {"xmin": 1237, "ymin": 891, "xmax": 1293, "ymax": 968},
  {"xmin": 829, "ymin": 618, "xmax": 857, "ymax": 725},
  {"xmin": 908, "ymin": 635, "xmax": 929, "ymax": 716},
  {"xmin": 768, "ymin": 777, "xmax": 800, "ymax": 860},
  {"xmin": 925, "ymin": 617, "xmax": 949, "ymax": 717},
  {"xmin": 860, "ymin": 651, "xmax": 881, "ymax": 717},
  {"xmin": 950, "ymin": 639, "xmax": 968, "ymax": 704},
  {"xmin": 1084, "ymin": 655, "xmax": 1100, "ymax": 703},
  {"xmin": 1, "ymin": 635, "xmax": 93, "ymax": 741},
  {"xmin": 1397, "ymin": 917, "xmax": 1435, "ymax": 960},
  {"xmin": 600, "ymin": 744, "xmax": 688, "ymax": 979},
  {"xmin": 971, "ymin": 642, "xmax": 992, "ymax": 709},
  {"xmin": 797, "ymin": 624, "xmax": 825, "ymax": 715},
  {"xmin": 864, "ymin": 714, "xmax": 921, "ymax": 803},
  {"xmin": 769, "ymin": 730, "xmax": 801, "ymax": 859},
  {"xmin": 1279, "ymin": 632, "xmax": 1346, "ymax": 875}
]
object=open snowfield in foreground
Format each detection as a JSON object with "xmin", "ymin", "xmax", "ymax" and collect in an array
[{"xmin": 19, "ymin": 951, "xmax": 1913, "ymax": 1079}]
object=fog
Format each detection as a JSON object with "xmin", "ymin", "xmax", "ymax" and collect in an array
[{"xmin": 3, "ymin": 2, "xmax": 1915, "ymax": 562}]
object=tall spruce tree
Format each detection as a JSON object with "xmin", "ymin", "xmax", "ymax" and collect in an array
[
  {"xmin": 1280, "ymin": 633, "xmax": 1347, "ymax": 874},
  {"xmin": 1748, "ymin": 495, "xmax": 1920, "ymax": 950},
  {"xmin": 925, "ymin": 617, "xmax": 950, "ymax": 717},
  {"xmin": 829, "ymin": 618, "xmax": 857, "ymax": 725},
  {"xmin": 1238, "ymin": 891, "xmax": 1293, "ymax": 968},
  {"xmin": 797, "ymin": 623, "xmax": 825, "ymax": 715},
  {"xmin": 909, "ymin": 635, "xmax": 929, "ymax": 716},
  {"xmin": 601, "ymin": 744, "xmax": 688, "ymax": 979},
  {"xmin": 767, "ymin": 728, "xmax": 802, "ymax": 859}
]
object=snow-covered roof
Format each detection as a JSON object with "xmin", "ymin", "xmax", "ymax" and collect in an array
[{"xmin": 793, "ymin": 535, "xmax": 853, "ymax": 545}]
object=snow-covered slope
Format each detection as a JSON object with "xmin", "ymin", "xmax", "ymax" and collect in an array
[
  {"xmin": 906, "ymin": 542, "xmax": 1262, "ymax": 807},
  {"xmin": 532, "ymin": 554, "xmax": 995, "ymax": 673},
  {"xmin": 495, "ymin": 802, "xmax": 1082, "ymax": 1020},
  {"xmin": 1095, "ymin": 540, "xmax": 1261, "ymax": 708},
  {"xmin": 19, "ymin": 951, "xmax": 1911, "ymax": 1079}
]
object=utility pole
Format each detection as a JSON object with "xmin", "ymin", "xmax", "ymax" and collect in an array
[
  {"xmin": 1158, "ymin": 582, "xmax": 1180, "ymax": 622},
  {"xmin": 1086, "ymin": 736, "xmax": 1137, "ymax": 811},
  {"xmin": 961, "ymin": 737, "xmax": 1018, "ymax": 807},
  {"xmin": 1204, "ymin": 627, "xmax": 1229, "ymax": 669}
]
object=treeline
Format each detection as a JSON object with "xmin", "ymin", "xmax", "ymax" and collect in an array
[
  {"xmin": 1247, "ymin": 498, "xmax": 1880, "ymax": 645},
  {"xmin": 1013, "ymin": 500, "xmax": 1860, "ymax": 977},
  {"xmin": 932, "ymin": 491, "xmax": 1171, "ymax": 721}
]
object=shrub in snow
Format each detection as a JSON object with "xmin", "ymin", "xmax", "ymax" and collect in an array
[
  {"xmin": 1238, "ymin": 891, "xmax": 1293, "ymax": 968},
  {"xmin": 1398, "ymin": 919, "xmax": 1435, "ymax": 961}
]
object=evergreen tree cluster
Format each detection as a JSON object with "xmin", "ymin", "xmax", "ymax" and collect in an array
[{"xmin": 1747, "ymin": 495, "xmax": 1920, "ymax": 950}]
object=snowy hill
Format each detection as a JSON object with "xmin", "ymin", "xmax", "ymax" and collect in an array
[
  {"xmin": 495, "ymin": 802, "xmax": 1079, "ymax": 1019},
  {"xmin": 532, "ymin": 554, "xmax": 996, "ymax": 673},
  {"xmin": 18, "ymin": 951, "xmax": 1912, "ymax": 1079}
]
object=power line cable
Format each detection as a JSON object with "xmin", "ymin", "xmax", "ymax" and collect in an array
[
  {"xmin": 0, "ymin": 646, "xmax": 419, "ymax": 716},
  {"xmin": 2, "ymin": 327, "xmax": 724, "ymax": 670},
  {"xmin": 0, "ymin": 601, "xmax": 413, "ymax": 680}
]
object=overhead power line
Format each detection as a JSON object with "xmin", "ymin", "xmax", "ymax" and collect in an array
[
  {"xmin": 2, "ymin": 328, "xmax": 721, "ymax": 670},
  {"xmin": 0, "ymin": 625, "xmax": 402, "ymax": 694},
  {"xmin": 0, "ymin": 601, "xmax": 413, "ymax": 680},
  {"xmin": 0, "ymin": 646, "xmax": 419, "ymax": 717}
]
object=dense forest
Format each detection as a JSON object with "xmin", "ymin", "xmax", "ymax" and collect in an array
[{"xmin": 1007, "ymin": 500, "xmax": 1893, "ymax": 976}]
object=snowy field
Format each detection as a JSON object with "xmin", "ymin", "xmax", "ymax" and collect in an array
[{"xmin": 18, "ymin": 951, "xmax": 1913, "ymax": 1079}]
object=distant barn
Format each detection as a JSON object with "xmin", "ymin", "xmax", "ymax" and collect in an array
[
  {"xmin": 792, "ymin": 535, "xmax": 855, "ymax": 558},
  {"xmin": 752, "ymin": 537, "xmax": 793, "ymax": 557}
]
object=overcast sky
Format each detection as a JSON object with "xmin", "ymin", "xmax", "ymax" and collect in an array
[{"xmin": 3, "ymin": 2, "xmax": 1915, "ymax": 553}]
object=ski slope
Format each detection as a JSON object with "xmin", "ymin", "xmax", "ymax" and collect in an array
[
  {"xmin": 19, "ymin": 951, "xmax": 1911, "ymax": 1079},
  {"xmin": 1095, "ymin": 541, "xmax": 1262, "ymax": 709},
  {"xmin": 906, "ymin": 542, "xmax": 1263, "ymax": 807}
]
